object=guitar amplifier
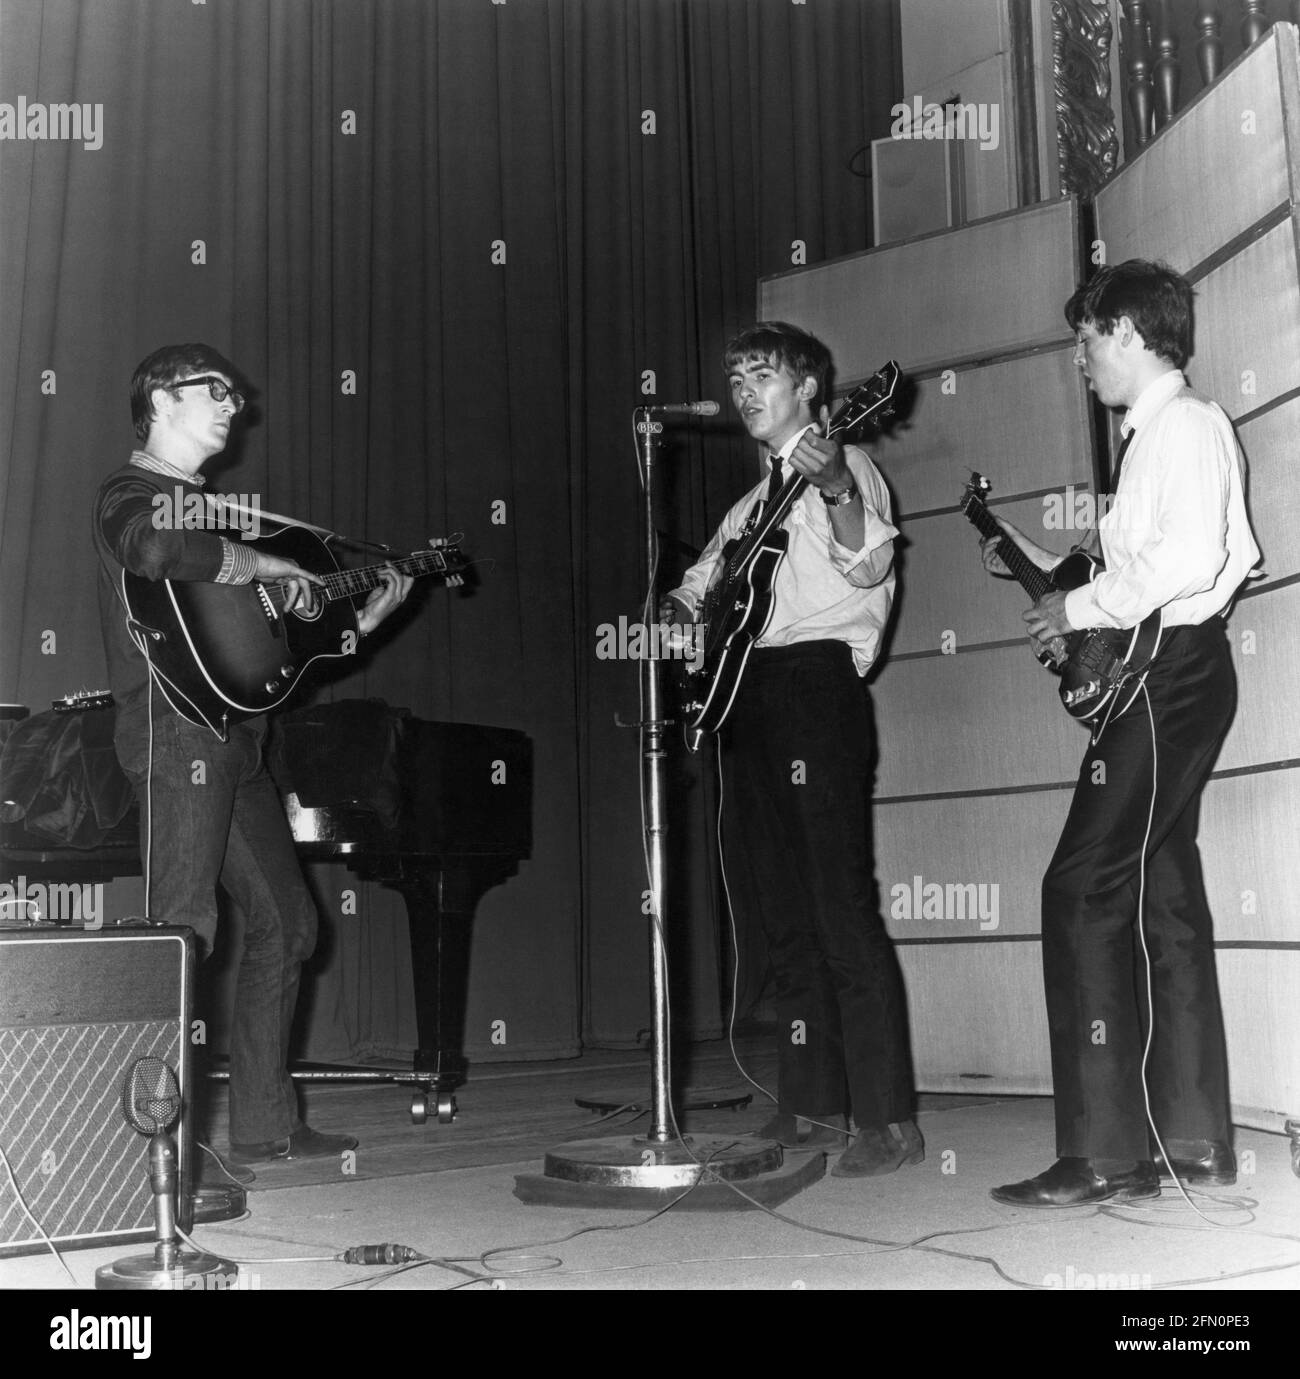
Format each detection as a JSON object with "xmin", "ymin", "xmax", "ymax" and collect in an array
[{"xmin": 0, "ymin": 925, "xmax": 195, "ymax": 1257}]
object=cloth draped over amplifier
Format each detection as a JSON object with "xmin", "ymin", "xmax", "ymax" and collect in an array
[{"xmin": 0, "ymin": 709, "xmax": 135, "ymax": 849}]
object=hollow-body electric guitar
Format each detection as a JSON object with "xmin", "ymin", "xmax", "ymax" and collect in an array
[
  {"xmin": 960, "ymin": 472, "xmax": 1162, "ymax": 737},
  {"xmin": 680, "ymin": 360, "xmax": 902, "ymax": 752},
  {"xmin": 121, "ymin": 519, "xmax": 465, "ymax": 737}
]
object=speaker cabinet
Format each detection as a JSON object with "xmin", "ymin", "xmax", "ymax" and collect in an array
[{"xmin": 0, "ymin": 925, "xmax": 194, "ymax": 1256}]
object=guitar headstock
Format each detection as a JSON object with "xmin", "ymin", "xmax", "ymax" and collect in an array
[
  {"xmin": 426, "ymin": 535, "xmax": 468, "ymax": 588},
  {"xmin": 828, "ymin": 360, "xmax": 902, "ymax": 439},
  {"xmin": 961, "ymin": 471, "xmax": 992, "ymax": 512}
]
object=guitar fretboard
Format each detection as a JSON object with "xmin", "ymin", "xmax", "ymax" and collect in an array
[
  {"xmin": 960, "ymin": 494, "xmax": 1052, "ymax": 602},
  {"xmin": 316, "ymin": 549, "xmax": 455, "ymax": 602},
  {"xmin": 265, "ymin": 546, "xmax": 460, "ymax": 608}
]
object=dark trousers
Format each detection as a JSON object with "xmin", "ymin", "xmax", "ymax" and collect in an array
[
  {"xmin": 116, "ymin": 710, "xmax": 318, "ymax": 1145},
  {"xmin": 721, "ymin": 641, "xmax": 914, "ymax": 1128},
  {"xmin": 1043, "ymin": 621, "xmax": 1235, "ymax": 1162}
]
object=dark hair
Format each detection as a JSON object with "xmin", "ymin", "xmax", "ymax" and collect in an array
[
  {"xmin": 723, "ymin": 321, "xmax": 833, "ymax": 407},
  {"xmin": 1064, "ymin": 259, "xmax": 1193, "ymax": 368},
  {"xmin": 130, "ymin": 343, "xmax": 243, "ymax": 441}
]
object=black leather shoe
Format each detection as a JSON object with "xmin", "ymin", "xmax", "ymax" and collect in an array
[
  {"xmin": 990, "ymin": 1157, "xmax": 1159, "ymax": 1207},
  {"xmin": 229, "ymin": 1125, "xmax": 359, "ymax": 1165},
  {"xmin": 831, "ymin": 1119, "xmax": 924, "ymax": 1177},
  {"xmin": 1153, "ymin": 1140, "xmax": 1236, "ymax": 1186}
]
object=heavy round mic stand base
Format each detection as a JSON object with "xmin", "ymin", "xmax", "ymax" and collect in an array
[
  {"xmin": 95, "ymin": 1246, "xmax": 240, "ymax": 1291},
  {"xmin": 513, "ymin": 1133, "xmax": 825, "ymax": 1210}
]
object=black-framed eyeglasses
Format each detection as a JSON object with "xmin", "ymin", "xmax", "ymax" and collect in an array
[{"xmin": 171, "ymin": 376, "xmax": 246, "ymax": 413}]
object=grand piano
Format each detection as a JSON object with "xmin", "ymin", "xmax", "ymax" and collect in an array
[
  {"xmin": 0, "ymin": 699, "xmax": 533, "ymax": 1125},
  {"xmin": 272, "ymin": 705, "xmax": 533, "ymax": 1123}
]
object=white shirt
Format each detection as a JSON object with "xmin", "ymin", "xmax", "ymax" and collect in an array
[
  {"xmin": 1064, "ymin": 370, "xmax": 1261, "ymax": 631},
  {"xmin": 670, "ymin": 426, "xmax": 898, "ymax": 675}
]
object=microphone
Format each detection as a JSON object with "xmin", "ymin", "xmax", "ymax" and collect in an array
[
  {"xmin": 643, "ymin": 400, "xmax": 720, "ymax": 416},
  {"xmin": 95, "ymin": 1057, "xmax": 238, "ymax": 1291}
]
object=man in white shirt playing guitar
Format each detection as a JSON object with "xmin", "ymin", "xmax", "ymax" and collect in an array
[
  {"xmin": 662, "ymin": 322, "xmax": 920, "ymax": 1178},
  {"xmin": 981, "ymin": 261, "xmax": 1259, "ymax": 1207}
]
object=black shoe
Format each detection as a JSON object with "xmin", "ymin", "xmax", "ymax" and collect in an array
[
  {"xmin": 1153, "ymin": 1140, "xmax": 1236, "ymax": 1186},
  {"xmin": 990, "ymin": 1157, "xmax": 1159, "ymax": 1207},
  {"xmin": 831, "ymin": 1120, "xmax": 925, "ymax": 1178},
  {"xmin": 228, "ymin": 1125, "xmax": 359, "ymax": 1165}
]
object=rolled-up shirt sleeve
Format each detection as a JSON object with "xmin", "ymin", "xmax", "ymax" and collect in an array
[{"xmin": 826, "ymin": 446, "xmax": 898, "ymax": 588}]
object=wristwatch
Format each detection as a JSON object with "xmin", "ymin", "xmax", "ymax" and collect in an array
[{"xmin": 821, "ymin": 484, "xmax": 858, "ymax": 507}]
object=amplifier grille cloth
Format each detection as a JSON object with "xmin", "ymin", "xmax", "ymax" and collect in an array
[{"xmin": 0, "ymin": 1020, "xmax": 179, "ymax": 1245}]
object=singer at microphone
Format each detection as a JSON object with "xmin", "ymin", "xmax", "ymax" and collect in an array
[{"xmin": 643, "ymin": 400, "xmax": 720, "ymax": 415}]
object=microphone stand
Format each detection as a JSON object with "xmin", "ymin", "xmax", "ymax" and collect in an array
[{"xmin": 512, "ymin": 410, "xmax": 821, "ymax": 1207}]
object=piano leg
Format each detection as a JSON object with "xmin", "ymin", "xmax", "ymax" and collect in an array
[{"xmin": 387, "ymin": 863, "xmax": 483, "ymax": 1125}]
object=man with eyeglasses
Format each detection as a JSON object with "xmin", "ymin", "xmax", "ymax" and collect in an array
[{"xmin": 93, "ymin": 343, "xmax": 411, "ymax": 1179}]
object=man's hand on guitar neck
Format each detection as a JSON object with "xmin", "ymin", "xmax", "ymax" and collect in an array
[
  {"xmin": 978, "ymin": 516, "xmax": 1076, "ymax": 655},
  {"xmin": 357, "ymin": 564, "xmax": 413, "ymax": 637},
  {"xmin": 253, "ymin": 550, "xmax": 325, "ymax": 617},
  {"xmin": 979, "ymin": 515, "xmax": 1060, "ymax": 580}
]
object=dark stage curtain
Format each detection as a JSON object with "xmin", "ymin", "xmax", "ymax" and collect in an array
[{"xmin": 0, "ymin": 0, "xmax": 901, "ymax": 1062}]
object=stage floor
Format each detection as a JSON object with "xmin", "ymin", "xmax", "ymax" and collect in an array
[{"xmin": 3, "ymin": 1038, "xmax": 1298, "ymax": 1294}]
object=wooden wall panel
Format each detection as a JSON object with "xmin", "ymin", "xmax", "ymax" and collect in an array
[
  {"xmin": 892, "ymin": 495, "xmax": 1093, "ymax": 656},
  {"xmin": 873, "ymin": 649, "xmax": 1089, "ymax": 797},
  {"xmin": 871, "ymin": 347, "xmax": 1094, "ymax": 516},
  {"xmin": 1202, "ymin": 767, "xmax": 1300, "ymax": 944},
  {"xmin": 1237, "ymin": 398, "xmax": 1300, "ymax": 584},
  {"xmin": 1092, "ymin": 26, "xmax": 1294, "ymax": 271},
  {"xmin": 877, "ymin": 790, "xmax": 1074, "ymax": 941},
  {"xmin": 758, "ymin": 199, "xmax": 1080, "ymax": 381},
  {"xmin": 1220, "ymin": 583, "xmax": 1300, "ymax": 770},
  {"xmin": 1219, "ymin": 952, "xmax": 1300, "ymax": 1128},
  {"xmin": 1188, "ymin": 223, "xmax": 1300, "ymax": 420},
  {"xmin": 898, "ymin": 944, "xmax": 1051, "ymax": 1093}
]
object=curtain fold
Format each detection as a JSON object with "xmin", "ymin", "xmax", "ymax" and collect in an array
[{"xmin": 0, "ymin": 0, "xmax": 901, "ymax": 1061}]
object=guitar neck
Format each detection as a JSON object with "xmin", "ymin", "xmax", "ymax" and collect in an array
[
  {"xmin": 314, "ymin": 548, "xmax": 454, "ymax": 603},
  {"xmin": 962, "ymin": 497, "xmax": 1052, "ymax": 602}
]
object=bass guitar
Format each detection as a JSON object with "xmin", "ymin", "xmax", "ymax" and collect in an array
[
  {"xmin": 680, "ymin": 360, "xmax": 902, "ymax": 752},
  {"xmin": 960, "ymin": 471, "xmax": 1162, "ymax": 737},
  {"xmin": 122, "ymin": 519, "xmax": 465, "ymax": 737}
]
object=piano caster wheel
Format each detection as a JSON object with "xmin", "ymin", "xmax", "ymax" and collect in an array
[
  {"xmin": 437, "ymin": 1093, "xmax": 457, "ymax": 1124},
  {"xmin": 410, "ymin": 1094, "xmax": 429, "ymax": 1125}
]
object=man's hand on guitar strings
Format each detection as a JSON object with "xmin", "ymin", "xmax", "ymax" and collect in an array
[
  {"xmin": 357, "ymin": 564, "xmax": 414, "ymax": 637},
  {"xmin": 253, "ymin": 550, "xmax": 325, "ymax": 617},
  {"xmin": 658, "ymin": 594, "xmax": 694, "ymax": 625},
  {"xmin": 1024, "ymin": 589, "xmax": 1074, "ymax": 655}
]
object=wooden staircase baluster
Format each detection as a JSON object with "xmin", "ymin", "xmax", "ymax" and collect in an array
[
  {"xmin": 1241, "ymin": 1, "xmax": 1271, "ymax": 48},
  {"xmin": 1196, "ymin": 2, "xmax": 1223, "ymax": 86},
  {"xmin": 1153, "ymin": 0, "xmax": 1182, "ymax": 128},
  {"xmin": 1122, "ymin": 1, "xmax": 1156, "ymax": 147}
]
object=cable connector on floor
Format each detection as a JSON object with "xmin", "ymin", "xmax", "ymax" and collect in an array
[{"xmin": 336, "ymin": 1244, "xmax": 423, "ymax": 1266}]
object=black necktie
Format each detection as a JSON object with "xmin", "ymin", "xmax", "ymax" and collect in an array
[
  {"xmin": 1112, "ymin": 427, "xmax": 1135, "ymax": 486},
  {"xmin": 766, "ymin": 454, "xmax": 784, "ymax": 501}
]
